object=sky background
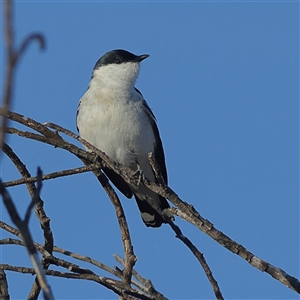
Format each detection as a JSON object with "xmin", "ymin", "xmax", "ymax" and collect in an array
[{"xmin": 1, "ymin": 1, "xmax": 299, "ymax": 300}]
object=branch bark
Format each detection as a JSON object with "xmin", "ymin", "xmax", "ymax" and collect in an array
[{"xmin": 0, "ymin": 270, "xmax": 9, "ymax": 300}]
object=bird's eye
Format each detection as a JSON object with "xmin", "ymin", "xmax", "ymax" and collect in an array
[{"xmin": 115, "ymin": 57, "xmax": 121, "ymax": 64}]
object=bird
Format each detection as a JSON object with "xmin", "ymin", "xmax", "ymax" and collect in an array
[{"xmin": 76, "ymin": 49, "xmax": 172, "ymax": 227}]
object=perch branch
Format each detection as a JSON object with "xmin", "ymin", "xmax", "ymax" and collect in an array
[{"xmin": 145, "ymin": 154, "xmax": 300, "ymax": 294}]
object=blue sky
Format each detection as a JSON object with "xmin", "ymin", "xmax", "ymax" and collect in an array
[{"xmin": 1, "ymin": 1, "xmax": 299, "ymax": 299}]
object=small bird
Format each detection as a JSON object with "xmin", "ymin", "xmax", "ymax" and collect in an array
[{"xmin": 76, "ymin": 49, "xmax": 171, "ymax": 227}]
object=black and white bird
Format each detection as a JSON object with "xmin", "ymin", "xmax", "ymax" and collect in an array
[{"xmin": 76, "ymin": 49, "xmax": 172, "ymax": 227}]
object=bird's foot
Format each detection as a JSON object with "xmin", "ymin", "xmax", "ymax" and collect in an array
[{"xmin": 163, "ymin": 208, "xmax": 175, "ymax": 221}]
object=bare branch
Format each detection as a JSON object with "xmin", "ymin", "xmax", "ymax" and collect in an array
[
  {"xmin": 145, "ymin": 157, "xmax": 300, "ymax": 294},
  {"xmin": 0, "ymin": 270, "xmax": 9, "ymax": 300},
  {"xmin": 3, "ymin": 164, "xmax": 101, "ymax": 187},
  {"xmin": 3, "ymin": 128, "xmax": 136, "ymax": 293},
  {"xmin": 0, "ymin": 176, "xmax": 54, "ymax": 300},
  {"xmin": 90, "ymin": 168, "xmax": 137, "ymax": 286},
  {"xmin": 24, "ymin": 167, "xmax": 42, "ymax": 225},
  {"xmin": 147, "ymin": 154, "xmax": 223, "ymax": 299},
  {"xmin": 0, "ymin": 237, "xmax": 118, "ymax": 278},
  {"xmin": 0, "ymin": 237, "xmax": 94, "ymax": 276},
  {"xmin": 0, "ymin": 264, "xmax": 156, "ymax": 300},
  {"xmin": 1, "ymin": 143, "xmax": 54, "ymax": 299},
  {"xmin": 0, "ymin": 220, "xmax": 22, "ymax": 238},
  {"xmin": 53, "ymin": 246, "xmax": 120, "ymax": 277},
  {"xmin": 1, "ymin": 0, "xmax": 15, "ymax": 150},
  {"xmin": 2, "ymin": 111, "xmax": 300, "ymax": 294},
  {"xmin": 0, "ymin": 236, "xmax": 168, "ymax": 300},
  {"xmin": 1, "ymin": 120, "xmax": 96, "ymax": 163},
  {"xmin": 114, "ymin": 254, "xmax": 168, "ymax": 300},
  {"xmin": 147, "ymin": 152, "xmax": 166, "ymax": 186},
  {"xmin": 31, "ymin": 118, "xmax": 300, "ymax": 295},
  {"xmin": 17, "ymin": 33, "xmax": 45, "ymax": 57}
]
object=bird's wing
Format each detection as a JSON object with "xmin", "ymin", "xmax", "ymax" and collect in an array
[
  {"xmin": 134, "ymin": 94, "xmax": 170, "ymax": 227},
  {"xmin": 102, "ymin": 167, "xmax": 133, "ymax": 198},
  {"xmin": 141, "ymin": 98, "xmax": 168, "ymax": 185}
]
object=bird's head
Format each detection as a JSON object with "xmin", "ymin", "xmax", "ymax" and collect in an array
[{"xmin": 91, "ymin": 49, "xmax": 149, "ymax": 89}]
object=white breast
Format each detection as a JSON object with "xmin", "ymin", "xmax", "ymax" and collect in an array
[{"xmin": 77, "ymin": 85, "xmax": 155, "ymax": 171}]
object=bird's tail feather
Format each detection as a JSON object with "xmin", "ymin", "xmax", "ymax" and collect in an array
[{"xmin": 134, "ymin": 194, "xmax": 170, "ymax": 228}]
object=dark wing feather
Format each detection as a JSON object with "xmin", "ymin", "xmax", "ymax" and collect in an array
[
  {"xmin": 135, "ymin": 88, "xmax": 168, "ymax": 184},
  {"xmin": 141, "ymin": 99, "xmax": 168, "ymax": 185},
  {"xmin": 102, "ymin": 167, "xmax": 133, "ymax": 198}
]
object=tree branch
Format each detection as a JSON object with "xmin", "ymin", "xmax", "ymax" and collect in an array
[
  {"xmin": 0, "ymin": 264, "xmax": 156, "ymax": 300},
  {"xmin": 3, "ymin": 118, "xmax": 138, "ymax": 290},
  {"xmin": 0, "ymin": 224, "xmax": 167, "ymax": 299},
  {"xmin": 3, "ymin": 163, "xmax": 101, "ymax": 187},
  {"xmin": 114, "ymin": 254, "xmax": 168, "ymax": 300},
  {"xmin": 0, "ymin": 173, "xmax": 54, "ymax": 300},
  {"xmin": 0, "ymin": 270, "xmax": 9, "ymax": 300},
  {"xmin": 1, "ymin": 110, "xmax": 300, "ymax": 294},
  {"xmin": 1, "ymin": 143, "xmax": 55, "ymax": 299}
]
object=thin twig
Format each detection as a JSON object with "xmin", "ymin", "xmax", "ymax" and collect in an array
[
  {"xmin": 114, "ymin": 254, "xmax": 168, "ymax": 300},
  {"xmin": 0, "ymin": 238, "xmax": 94, "ymax": 275},
  {"xmin": 1, "ymin": 0, "xmax": 45, "ymax": 150},
  {"xmin": 0, "ymin": 220, "xmax": 22, "ymax": 238},
  {"xmin": 147, "ymin": 153, "xmax": 166, "ymax": 186},
  {"xmin": 24, "ymin": 167, "xmax": 42, "ymax": 225},
  {"xmin": 1, "ymin": 0, "xmax": 14, "ymax": 150},
  {"xmin": 3, "ymin": 164, "xmax": 101, "ymax": 187},
  {"xmin": 2, "ymin": 122, "xmax": 96, "ymax": 163},
  {"xmin": 17, "ymin": 33, "xmax": 45, "ymax": 57}
]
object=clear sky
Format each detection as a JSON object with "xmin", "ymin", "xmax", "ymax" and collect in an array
[{"xmin": 1, "ymin": 1, "xmax": 299, "ymax": 299}]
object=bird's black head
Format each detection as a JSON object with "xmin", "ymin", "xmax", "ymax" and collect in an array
[{"xmin": 93, "ymin": 49, "xmax": 149, "ymax": 70}]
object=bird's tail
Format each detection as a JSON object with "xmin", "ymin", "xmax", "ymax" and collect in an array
[{"xmin": 133, "ymin": 192, "xmax": 171, "ymax": 227}]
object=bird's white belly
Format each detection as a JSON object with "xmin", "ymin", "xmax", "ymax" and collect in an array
[{"xmin": 77, "ymin": 96, "xmax": 155, "ymax": 169}]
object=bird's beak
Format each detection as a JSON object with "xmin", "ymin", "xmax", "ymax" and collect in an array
[{"xmin": 134, "ymin": 54, "xmax": 150, "ymax": 62}]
